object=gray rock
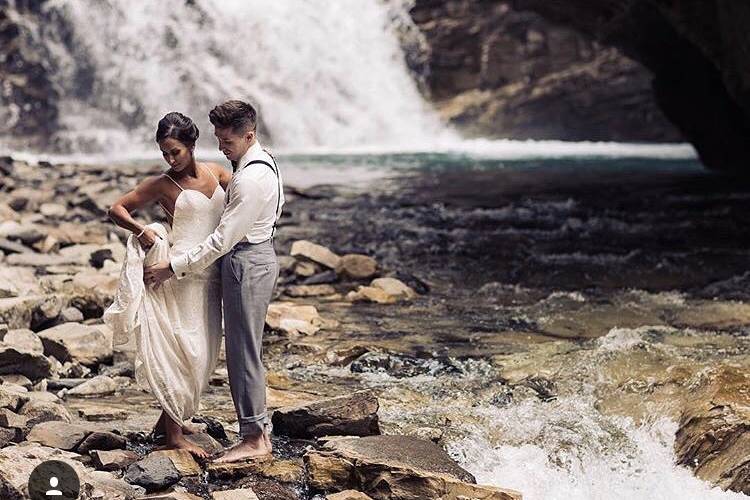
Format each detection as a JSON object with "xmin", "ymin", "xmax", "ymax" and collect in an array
[
  {"xmin": 271, "ymin": 391, "xmax": 380, "ymax": 439},
  {"xmin": 0, "ymin": 408, "xmax": 28, "ymax": 430},
  {"xmin": 124, "ymin": 454, "xmax": 181, "ymax": 492},
  {"xmin": 37, "ymin": 322, "xmax": 113, "ymax": 366},
  {"xmin": 305, "ymin": 435, "xmax": 521, "ymax": 499},
  {"xmin": 18, "ymin": 399, "xmax": 72, "ymax": 429},
  {"xmin": 0, "ymin": 345, "xmax": 52, "ymax": 380},
  {"xmin": 0, "ymin": 295, "xmax": 61, "ymax": 330},
  {"xmin": 66, "ymin": 375, "xmax": 117, "ymax": 397},
  {"xmin": 301, "ymin": 270, "xmax": 338, "ymax": 285},
  {"xmin": 26, "ymin": 421, "xmax": 91, "ymax": 450},
  {"xmin": 59, "ymin": 306, "xmax": 84, "ymax": 323},
  {"xmin": 0, "ymin": 426, "xmax": 22, "ymax": 447},
  {"xmin": 1, "ymin": 328, "xmax": 44, "ymax": 355},
  {"xmin": 100, "ymin": 360, "xmax": 134, "ymax": 378},
  {"xmin": 0, "ymin": 385, "xmax": 28, "ymax": 412}
]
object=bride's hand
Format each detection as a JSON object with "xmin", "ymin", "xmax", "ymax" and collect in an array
[{"xmin": 136, "ymin": 228, "xmax": 159, "ymax": 250}]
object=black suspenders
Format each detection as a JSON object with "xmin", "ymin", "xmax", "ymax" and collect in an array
[{"xmin": 241, "ymin": 153, "xmax": 281, "ymax": 237}]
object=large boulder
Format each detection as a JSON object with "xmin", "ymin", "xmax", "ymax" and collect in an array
[
  {"xmin": 271, "ymin": 391, "xmax": 380, "ymax": 439},
  {"xmin": 305, "ymin": 435, "xmax": 521, "ymax": 499},
  {"xmin": 18, "ymin": 399, "xmax": 73, "ymax": 429},
  {"xmin": 37, "ymin": 322, "xmax": 113, "ymax": 366},
  {"xmin": 674, "ymin": 365, "xmax": 750, "ymax": 494},
  {"xmin": 291, "ymin": 240, "xmax": 341, "ymax": 269}
]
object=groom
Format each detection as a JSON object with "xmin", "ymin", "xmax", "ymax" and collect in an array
[{"xmin": 144, "ymin": 99, "xmax": 284, "ymax": 462}]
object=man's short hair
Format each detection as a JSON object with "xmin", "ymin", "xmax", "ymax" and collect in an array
[{"xmin": 209, "ymin": 100, "xmax": 257, "ymax": 133}]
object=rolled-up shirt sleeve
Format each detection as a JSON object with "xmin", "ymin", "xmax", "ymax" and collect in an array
[{"xmin": 170, "ymin": 174, "xmax": 266, "ymax": 279}]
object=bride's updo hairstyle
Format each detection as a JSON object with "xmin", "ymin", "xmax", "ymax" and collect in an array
[{"xmin": 155, "ymin": 112, "xmax": 199, "ymax": 148}]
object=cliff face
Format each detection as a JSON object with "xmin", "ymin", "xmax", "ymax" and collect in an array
[
  {"xmin": 513, "ymin": 0, "xmax": 750, "ymax": 173},
  {"xmin": 407, "ymin": 0, "xmax": 683, "ymax": 142},
  {"xmin": 0, "ymin": 0, "xmax": 61, "ymax": 147},
  {"xmin": 408, "ymin": 0, "xmax": 750, "ymax": 172}
]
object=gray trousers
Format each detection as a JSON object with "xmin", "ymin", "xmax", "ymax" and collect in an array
[{"xmin": 221, "ymin": 239, "xmax": 278, "ymax": 437}]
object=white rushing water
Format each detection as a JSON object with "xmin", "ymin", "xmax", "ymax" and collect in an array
[{"xmin": 36, "ymin": 0, "xmax": 452, "ymax": 153}]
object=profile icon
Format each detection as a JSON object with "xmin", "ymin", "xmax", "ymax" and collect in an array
[
  {"xmin": 28, "ymin": 460, "xmax": 80, "ymax": 500},
  {"xmin": 46, "ymin": 476, "xmax": 62, "ymax": 496}
]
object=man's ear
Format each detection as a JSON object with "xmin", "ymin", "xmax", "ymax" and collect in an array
[{"xmin": 246, "ymin": 129, "xmax": 255, "ymax": 143}]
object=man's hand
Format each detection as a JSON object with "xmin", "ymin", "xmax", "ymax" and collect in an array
[{"xmin": 144, "ymin": 261, "xmax": 174, "ymax": 288}]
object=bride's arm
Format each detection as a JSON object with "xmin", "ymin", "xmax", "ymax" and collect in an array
[
  {"xmin": 108, "ymin": 176, "xmax": 164, "ymax": 249},
  {"xmin": 208, "ymin": 162, "xmax": 232, "ymax": 190}
]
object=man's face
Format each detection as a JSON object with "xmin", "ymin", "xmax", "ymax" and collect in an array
[{"xmin": 214, "ymin": 126, "xmax": 254, "ymax": 163}]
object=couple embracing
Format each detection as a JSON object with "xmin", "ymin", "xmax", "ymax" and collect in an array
[{"xmin": 104, "ymin": 100, "xmax": 284, "ymax": 463}]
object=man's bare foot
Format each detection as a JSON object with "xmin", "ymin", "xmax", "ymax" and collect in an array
[
  {"xmin": 213, "ymin": 435, "xmax": 271, "ymax": 463},
  {"xmin": 165, "ymin": 436, "xmax": 209, "ymax": 460}
]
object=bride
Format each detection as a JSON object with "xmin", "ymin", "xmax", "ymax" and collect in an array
[{"xmin": 105, "ymin": 112, "xmax": 230, "ymax": 458}]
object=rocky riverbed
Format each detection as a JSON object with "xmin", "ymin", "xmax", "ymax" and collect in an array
[{"xmin": 0, "ymin": 154, "xmax": 749, "ymax": 499}]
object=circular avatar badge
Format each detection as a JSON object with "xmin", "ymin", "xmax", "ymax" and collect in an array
[{"xmin": 27, "ymin": 460, "xmax": 81, "ymax": 500}]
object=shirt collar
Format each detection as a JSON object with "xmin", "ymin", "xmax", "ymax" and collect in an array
[{"xmin": 234, "ymin": 141, "xmax": 263, "ymax": 174}]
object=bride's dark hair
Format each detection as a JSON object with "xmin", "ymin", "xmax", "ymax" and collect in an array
[{"xmin": 155, "ymin": 112, "xmax": 199, "ymax": 148}]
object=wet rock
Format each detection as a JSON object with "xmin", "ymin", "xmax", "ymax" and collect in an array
[
  {"xmin": 148, "ymin": 449, "xmax": 202, "ymax": 476},
  {"xmin": 91, "ymin": 449, "xmax": 140, "ymax": 471},
  {"xmin": 271, "ymin": 390, "xmax": 380, "ymax": 439},
  {"xmin": 326, "ymin": 491, "xmax": 373, "ymax": 500},
  {"xmin": 211, "ymin": 489, "xmax": 260, "ymax": 500},
  {"xmin": 266, "ymin": 302, "xmax": 322, "ymax": 336},
  {"xmin": 76, "ymin": 431, "xmax": 127, "ymax": 453},
  {"xmin": 190, "ymin": 414, "xmax": 228, "ymax": 442},
  {"xmin": 66, "ymin": 375, "xmax": 118, "ymax": 397},
  {"xmin": 291, "ymin": 240, "xmax": 341, "ymax": 269},
  {"xmin": 0, "ymin": 345, "xmax": 52, "ymax": 380},
  {"xmin": 306, "ymin": 435, "xmax": 521, "ymax": 499},
  {"xmin": 208, "ymin": 458, "xmax": 303, "ymax": 483},
  {"xmin": 26, "ymin": 421, "xmax": 91, "ymax": 450},
  {"xmin": 350, "ymin": 351, "xmax": 457, "ymax": 378},
  {"xmin": 37, "ymin": 322, "xmax": 113, "ymax": 366},
  {"xmin": 325, "ymin": 345, "xmax": 370, "ymax": 367},
  {"xmin": 674, "ymin": 365, "xmax": 750, "ymax": 494},
  {"xmin": 335, "ymin": 254, "xmax": 377, "ymax": 280},
  {"xmin": 124, "ymin": 454, "xmax": 181, "ymax": 492},
  {"xmin": 286, "ymin": 284, "xmax": 336, "ymax": 297},
  {"xmin": 2, "ymin": 328, "xmax": 44, "ymax": 355}
]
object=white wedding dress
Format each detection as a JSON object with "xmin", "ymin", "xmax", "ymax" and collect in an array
[{"xmin": 104, "ymin": 168, "xmax": 225, "ymax": 426}]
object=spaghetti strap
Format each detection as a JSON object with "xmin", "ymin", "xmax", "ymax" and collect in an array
[
  {"xmin": 163, "ymin": 173, "xmax": 184, "ymax": 191},
  {"xmin": 201, "ymin": 164, "xmax": 220, "ymax": 186},
  {"xmin": 159, "ymin": 201, "xmax": 175, "ymax": 220}
]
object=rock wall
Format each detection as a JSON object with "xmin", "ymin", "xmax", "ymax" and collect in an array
[
  {"xmin": 507, "ymin": 0, "xmax": 750, "ymax": 172},
  {"xmin": 406, "ymin": 0, "xmax": 683, "ymax": 142}
]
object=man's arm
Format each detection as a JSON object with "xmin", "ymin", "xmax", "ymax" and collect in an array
[{"xmin": 170, "ymin": 174, "xmax": 268, "ymax": 278}]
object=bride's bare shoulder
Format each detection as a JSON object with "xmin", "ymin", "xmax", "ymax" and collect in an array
[{"xmin": 205, "ymin": 162, "xmax": 232, "ymax": 185}]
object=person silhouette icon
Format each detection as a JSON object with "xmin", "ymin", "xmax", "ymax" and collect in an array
[{"xmin": 45, "ymin": 476, "xmax": 62, "ymax": 496}]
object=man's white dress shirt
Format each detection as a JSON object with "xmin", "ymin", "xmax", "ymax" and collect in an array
[{"xmin": 170, "ymin": 141, "xmax": 284, "ymax": 279}]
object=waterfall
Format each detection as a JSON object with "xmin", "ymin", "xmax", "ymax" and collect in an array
[{"xmin": 36, "ymin": 0, "xmax": 452, "ymax": 154}]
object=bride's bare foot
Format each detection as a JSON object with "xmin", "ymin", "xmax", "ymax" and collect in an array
[
  {"xmin": 165, "ymin": 436, "xmax": 209, "ymax": 460},
  {"xmin": 213, "ymin": 435, "xmax": 272, "ymax": 463}
]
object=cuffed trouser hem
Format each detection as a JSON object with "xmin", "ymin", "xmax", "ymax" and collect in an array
[{"xmin": 239, "ymin": 412, "xmax": 270, "ymax": 437}]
